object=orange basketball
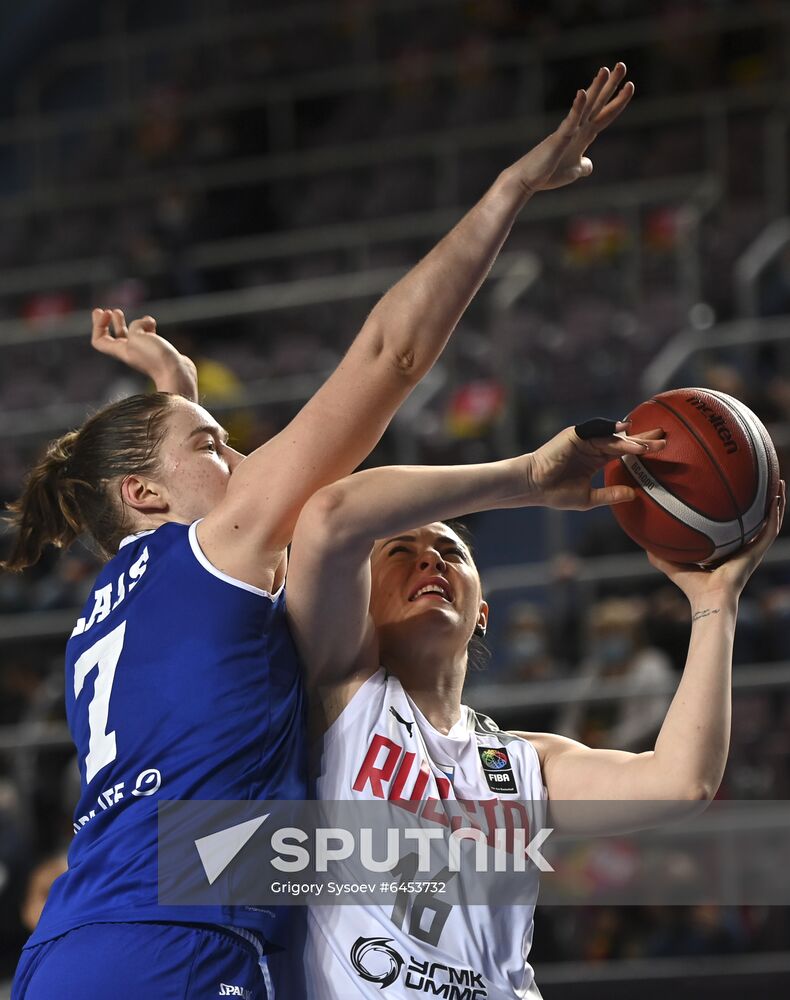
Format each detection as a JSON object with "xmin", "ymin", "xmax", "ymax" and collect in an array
[{"xmin": 604, "ymin": 388, "xmax": 780, "ymax": 565}]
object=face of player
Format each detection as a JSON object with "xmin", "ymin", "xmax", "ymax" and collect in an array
[
  {"xmin": 369, "ymin": 523, "xmax": 488, "ymax": 656},
  {"xmin": 149, "ymin": 398, "xmax": 243, "ymax": 522}
]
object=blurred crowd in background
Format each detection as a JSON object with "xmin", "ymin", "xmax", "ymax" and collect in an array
[{"xmin": 1, "ymin": 0, "xmax": 790, "ymax": 988}]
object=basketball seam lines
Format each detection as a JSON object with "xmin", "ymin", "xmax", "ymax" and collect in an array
[
  {"xmin": 705, "ymin": 388, "xmax": 769, "ymax": 535},
  {"xmin": 620, "ymin": 461, "xmax": 726, "ymax": 557},
  {"xmin": 652, "ymin": 396, "xmax": 745, "ymax": 548},
  {"xmin": 627, "ymin": 450, "xmax": 742, "ymax": 525},
  {"xmin": 631, "ymin": 534, "xmax": 742, "ymax": 553}
]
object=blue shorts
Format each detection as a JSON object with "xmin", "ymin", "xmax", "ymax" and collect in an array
[{"xmin": 12, "ymin": 922, "xmax": 267, "ymax": 1000}]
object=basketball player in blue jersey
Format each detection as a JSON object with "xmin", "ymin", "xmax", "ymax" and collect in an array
[
  {"xmin": 285, "ymin": 427, "xmax": 784, "ymax": 998},
  {"xmin": 4, "ymin": 67, "xmax": 634, "ymax": 999}
]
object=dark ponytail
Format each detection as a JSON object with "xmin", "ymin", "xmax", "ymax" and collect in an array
[{"xmin": 2, "ymin": 393, "xmax": 176, "ymax": 572}]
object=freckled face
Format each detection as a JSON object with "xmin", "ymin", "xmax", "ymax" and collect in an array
[
  {"xmin": 369, "ymin": 523, "xmax": 485, "ymax": 643},
  {"xmin": 154, "ymin": 399, "xmax": 243, "ymax": 522}
]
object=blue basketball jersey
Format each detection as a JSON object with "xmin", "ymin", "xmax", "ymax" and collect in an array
[{"xmin": 27, "ymin": 521, "xmax": 306, "ymax": 950}]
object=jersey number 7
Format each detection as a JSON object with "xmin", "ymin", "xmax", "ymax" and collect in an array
[{"xmin": 73, "ymin": 621, "xmax": 127, "ymax": 783}]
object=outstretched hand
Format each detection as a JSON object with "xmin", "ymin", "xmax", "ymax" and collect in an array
[
  {"xmin": 91, "ymin": 308, "xmax": 198, "ymax": 401},
  {"xmin": 647, "ymin": 480, "xmax": 786, "ymax": 602},
  {"xmin": 525, "ymin": 421, "xmax": 665, "ymax": 510},
  {"xmin": 508, "ymin": 63, "xmax": 634, "ymax": 197}
]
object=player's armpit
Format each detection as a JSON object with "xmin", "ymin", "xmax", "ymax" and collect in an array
[{"xmin": 312, "ymin": 666, "xmax": 380, "ymax": 733}]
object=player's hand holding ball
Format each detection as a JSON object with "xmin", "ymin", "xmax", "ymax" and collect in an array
[
  {"xmin": 646, "ymin": 479, "xmax": 784, "ymax": 610},
  {"xmin": 604, "ymin": 388, "xmax": 782, "ymax": 566},
  {"xmin": 524, "ymin": 418, "xmax": 666, "ymax": 511}
]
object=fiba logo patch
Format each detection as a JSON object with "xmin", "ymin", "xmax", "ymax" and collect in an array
[
  {"xmin": 479, "ymin": 748, "xmax": 508, "ymax": 771},
  {"xmin": 478, "ymin": 746, "xmax": 518, "ymax": 794},
  {"xmin": 351, "ymin": 936, "xmax": 404, "ymax": 988}
]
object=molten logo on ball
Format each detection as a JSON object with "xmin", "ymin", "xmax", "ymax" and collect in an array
[
  {"xmin": 604, "ymin": 387, "xmax": 780, "ymax": 566},
  {"xmin": 685, "ymin": 395, "xmax": 738, "ymax": 454}
]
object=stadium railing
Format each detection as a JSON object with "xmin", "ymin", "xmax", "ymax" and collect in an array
[
  {"xmin": 1, "ymin": 656, "xmax": 789, "ymax": 752},
  {"xmin": 0, "ymin": 86, "xmax": 783, "ymax": 219},
  {"xmin": 0, "ymin": 172, "xmax": 719, "ymax": 345},
  {"xmin": 2, "ymin": 535, "xmax": 789, "ymax": 646},
  {"xmin": 736, "ymin": 216, "xmax": 790, "ymax": 318},
  {"xmin": 0, "ymin": 174, "xmax": 720, "ymax": 300},
  {"xmin": 642, "ymin": 313, "xmax": 790, "ymax": 400}
]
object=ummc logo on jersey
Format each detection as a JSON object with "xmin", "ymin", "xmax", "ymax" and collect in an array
[
  {"xmin": 350, "ymin": 936, "xmax": 487, "ymax": 997},
  {"xmin": 352, "ymin": 733, "xmax": 530, "ymax": 852},
  {"xmin": 351, "ymin": 936, "xmax": 404, "ymax": 988},
  {"xmin": 405, "ymin": 959, "xmax": 486, "ymax": 999}
]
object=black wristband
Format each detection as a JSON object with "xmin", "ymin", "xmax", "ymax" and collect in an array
[{"xmin": 574, "ymin": 417, "xmax": 621, "ymax": 440}]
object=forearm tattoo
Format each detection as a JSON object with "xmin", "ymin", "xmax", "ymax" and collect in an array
[{"xmin": 692, "ymin": 608, "xmax": 720, "ymax": 622}]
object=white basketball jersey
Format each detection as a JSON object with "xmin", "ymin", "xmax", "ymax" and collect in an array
[{"xmin": 306, "ymin": 668, "xmax": 547, "ymax": 999}]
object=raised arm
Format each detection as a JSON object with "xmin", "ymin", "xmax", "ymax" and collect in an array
[
  {"xmin": 286, "ymin": 422, "xmax": 663, "ymax": 684},
  {"xmin": 91, "ymin": 308, "xmax": 199, "ymax": 401},
  {"xmin": 196, "ymin": 66, "xmax": 635, "ymax": 588},
  {"xmin": 518, "ymin": 482, "xmax": 785, "ymax": 803}
]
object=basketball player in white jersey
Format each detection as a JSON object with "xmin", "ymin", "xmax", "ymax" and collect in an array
[{"xmin": 286, "ymin": 423, "xmax": 785, "ymax": 998}]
